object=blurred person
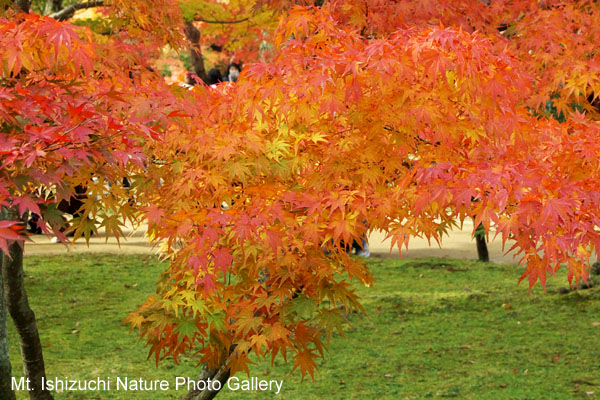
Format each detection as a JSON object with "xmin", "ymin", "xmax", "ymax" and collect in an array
[
  {"xmin": 225, "ymin": 62, "xmax": 241, "ymax": 83},
  {"xmin": 207, "ymin": 68, "xmax": 224, "ymax": 88}
]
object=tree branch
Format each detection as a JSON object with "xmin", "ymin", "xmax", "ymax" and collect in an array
[
  {"xmin": 43, "ymin": 0, "xmax": 63, "ymax": 16},
  {"xmin": 184, "ymin": 21, "xmax": 208, "ymax": 84},
  {"xmin": 50, "ymin": 0, "xmax": 105, "ymax": 21},
  {"xmin": 193, "ymin": 16, "xmax": 249, "ymax": 24},
  {"xmin": 183, "ymin": 364, "xmax": 230, "ymax": 400}
]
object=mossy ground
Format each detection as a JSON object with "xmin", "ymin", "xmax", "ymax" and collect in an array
[{"xmin": 7, "ymin": 254, "xmax": 600, "ymax": 399}]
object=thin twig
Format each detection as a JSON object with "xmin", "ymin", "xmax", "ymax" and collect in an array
[{"xmin": 193, "ymin": 16, "xmax": 249, "ymax": 24}]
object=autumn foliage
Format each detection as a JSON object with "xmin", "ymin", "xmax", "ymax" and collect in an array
[{"xmin": 2, "ymin": 0, "xmax": 600, "ymax": 385}]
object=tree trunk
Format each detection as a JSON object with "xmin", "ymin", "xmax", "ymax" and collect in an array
[
  {"xmin": 184, "ymin": 21, "xmax": 208, "ymax": 84},
  {"xmin": 183, "ymin": 364, "xmax": 230, "ymax": 400},
  {"xmin": 43, "ymin": 0, "xmax": 62, "ymax": 15},
  {"xmin": 474, "ymin": 223, "xmax": 489, "ymax": 262},
  {"xmin": 1, "ymin": 208, "xmax": 53, "ymax": 400},
  {"xmin": 0, "ymin": 242, "xmax": 16, "ymax": 400},
  {"xmin": 15, "ymin": 0, "xmax": 31, "ymax": 13}
]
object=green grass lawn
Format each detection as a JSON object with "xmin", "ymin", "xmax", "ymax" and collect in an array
[{"xmin": 7, "ymin": 254, "xmax": 600, "ymax": 399}]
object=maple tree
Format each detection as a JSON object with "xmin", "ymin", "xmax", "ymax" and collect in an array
[
  {"xmin": 127, "ymin": 2, "xmax": 600, "ymax": 399},
  {"xmin": 2, "ymin": 1, "xmax": 600, "ymax": 400},
  {"xmin": 0, "ymin": 0, "xmax": 185, "ymax": 398}
]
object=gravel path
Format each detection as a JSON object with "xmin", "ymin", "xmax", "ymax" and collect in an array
[{"xmin": 22, "ymin": 220, "xmax": 520, "ymax": 264}]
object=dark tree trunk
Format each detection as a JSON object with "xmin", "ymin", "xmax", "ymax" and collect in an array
[
  {"xmin": 43, "ymin": 0, "xmax": 62, "ymax": 15},
  {"xmin": 475, "ymin": 223, "xmax": 489, "ymax": 262},
  {"xmin": 184, "ymin": 21, "xmax": 208, "ymax": 84},
  {"xmin": 15, "ymin": 0, "xmax": 31, "ymax": 12},
  {"xmin": 0, "ymin": 243, "xmax": 16, "ymax": 400},
  {"xmin": 1, "ymin": 208, "xmax": 53, "ymax": 400},
  {"xmin": 183, "ymin": 364, "xmax": 230, "ymax": 400}
]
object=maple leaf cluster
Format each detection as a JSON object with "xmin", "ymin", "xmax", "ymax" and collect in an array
[
  {"xmin": 127, "ymin": 3, "xmax": 600, "ymax": 378},
  {"xmin": 2, "ymin": 0, "xmax": 600, "ymax": 381},
  {"xmin": 0, "ymin": 11, "xmax": 183, "ymax": 245}
]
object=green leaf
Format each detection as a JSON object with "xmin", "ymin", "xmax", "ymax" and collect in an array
[
  {"xmin": 174, "ymin": 318, "xmax": 198, "ymax": 342},
  {"xmin": 286, "ymin": 294, "xmax": 318, "ymax": 321},
  {"xmin": 312, "ymin": 309, "xmax": 346, "ymax": 340},
  {"xmin": 70, "ymin": 216, "xmax": 98, "ymax": 242},
  {"xmin": 41, "ymin": 203, "xmax": 68, "ymax": 231},
  {"xmin": 205, "ymin": 311, "xmax": 225, "ymax": 332}
]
